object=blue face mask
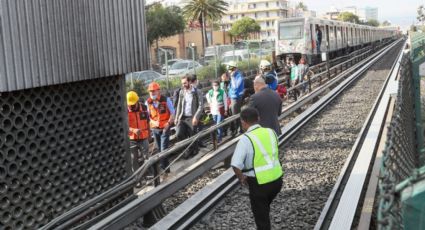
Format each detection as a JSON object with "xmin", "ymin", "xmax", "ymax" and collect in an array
[{"xmin": 151, "ymin": 95, "xmax": 157, "ymax": 100}]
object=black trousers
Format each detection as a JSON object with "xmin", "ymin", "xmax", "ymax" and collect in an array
[
  {"xmin": 247, "ymin": 177, "xmax": 283, "ymax": 230},
  {"xmin": 175, "ymin": 116, "xmax": 199, "ymax": 157}
]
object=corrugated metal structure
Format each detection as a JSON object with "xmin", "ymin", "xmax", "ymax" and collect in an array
[
  {"xmin": 0, "ymin": 0, "xmax": 149, "ymax": 228},
  {"xmin": 0, "ymin": 0, "xmax": 149, "ymax": 92}
]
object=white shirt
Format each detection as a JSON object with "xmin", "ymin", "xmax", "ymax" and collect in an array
[
  {"xmin": 183, "ymin": 88, "xmax": 193, "ymax": 116},
  {"xmin": 206, "ymin": 90, "xmax": 228, "ymax": 115},
  {"xmin": 231, "ymin": 124, "xmax": 261, "ymax": 177}
]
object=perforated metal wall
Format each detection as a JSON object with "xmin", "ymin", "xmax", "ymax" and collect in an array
[{"xmin": 0, "ymin": 76, "xmax": 131, "ymax": 229}]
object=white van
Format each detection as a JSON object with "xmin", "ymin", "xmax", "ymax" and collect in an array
[
  {"xmin": 204, "ymin": 45, "xmax": 234, "ymax": 65},
  {"xmin": 221, "ymin": 49, "xmax": 255, "ymax": 66}
]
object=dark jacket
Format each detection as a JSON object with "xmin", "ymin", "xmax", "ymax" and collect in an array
[
  {"xmin": 247, "ymin": 87, "xmax": 282, "ymax": 135},
  {"xmin": 175, "ymin": 87, "xmax": 204, "ymax": 123},
  {"xmin": 317, "ymin": 29, "xmax": 322, "ymax": 43}
]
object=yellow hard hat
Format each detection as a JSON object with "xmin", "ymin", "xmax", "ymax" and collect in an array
[{"xmin": 127, "ymin": 91, "xmax": 139, "ymax": 106}]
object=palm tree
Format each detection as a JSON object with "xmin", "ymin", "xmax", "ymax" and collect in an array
[
  {"xmin": 296, "ymin": 2, "xmax": 308, "ymax": 11},
  {"xmin": 183, "ymin": 0, "xmax": 228, "ymax": 55}
]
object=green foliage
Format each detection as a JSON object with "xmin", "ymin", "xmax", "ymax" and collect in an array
[
  {"xmin": 156, "ymin": 78, "xmax": 182, "ymax": 91},
  {"xmin": 418, "ymin": 5, "xmax": 425, "ymax": 23},
  {"xmin": 229, "ymin": 17, "xmax": 261, "ymax": 40},
  {"xmin": 183, "ymin": 0, "xmax": 229, "ymax": 51},
  {"xmin": 183, "ymin": 0, "xmax": 228, "ymax": 23},
  {"xmin": 338, "ymin": 12, "xmax": 360, "ymax": 24},
  {"xmin": 366, "ymin": 19, "xmax": 380, "ymax": 27},
  {"xmin": 196, "ymin": 62, "xmax": 227, "ymax": 80},
  {"xmin": 146, "ymin": 4, "xmax": 185, "ymax": 45},
  {"xmin": 382, "ymin": 20, "xmax": 391, "ymax": 27},
  {"xmin": 296, "ymin": 2, "xmax": 308, "ymax": 11},
  {"xmin": 126, "ymin": 80, "xmax": 146, "ymax": 97}
]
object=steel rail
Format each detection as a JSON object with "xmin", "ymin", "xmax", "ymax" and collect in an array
[
  {"xmin": 41, "ymin": 41, "xmax": 388, "ymax": 230},
  {"xmin": 149, "ymin": 39, "xmax": 402, "ymax": 230},
  {"xmin": 321, "ymin": 39, "xmax": 405, "ymax": 230},
  {"xmin": 314, "ymin": 39, "xmax": 404, "ymax": 230},
  {"xmin": 90, "ymin": 39, "xmax": 401, "ymax": 230}
]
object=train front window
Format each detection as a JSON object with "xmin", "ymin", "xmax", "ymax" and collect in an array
[{"xmin": 279, "ymin": 22, "xmax": 304, "ymax": 40}]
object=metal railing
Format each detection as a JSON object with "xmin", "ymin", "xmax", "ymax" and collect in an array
[
  {"xmin": 41, "ymin": 40, "xmax": 393, "ymax": 229},
  {"xmin": 378, "ymin": 51, "xmax": 419, "ymax": 229},
  {"xmin": 97, "ymin": 39, "xmax": 401, "ymax": 230}
]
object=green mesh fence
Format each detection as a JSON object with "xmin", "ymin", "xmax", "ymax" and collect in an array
[{"xmin": 378, "ymin": 52, "xmax": 420, "ymax": 230}]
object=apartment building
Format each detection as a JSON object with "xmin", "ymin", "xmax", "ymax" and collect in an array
[{"xmin": 222, "ymin": 0, "xmax": 289, "ymax": 39}]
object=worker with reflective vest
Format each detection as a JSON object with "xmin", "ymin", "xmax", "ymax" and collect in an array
[
  {"xmin": 145, "ymin": 82, "xmax": 175, "ymax": 174},
  {"xmin": 127, "ymin": 91, "xmax": 150, "ymax": 174},
  {"xmin": 231, "ymin": 107, "xmax": 283, "ymax": 230}
]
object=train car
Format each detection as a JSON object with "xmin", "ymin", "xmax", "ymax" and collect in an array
[{"xmin": 275, "ymin": 17, "xmax": 398, "ymax": 65}]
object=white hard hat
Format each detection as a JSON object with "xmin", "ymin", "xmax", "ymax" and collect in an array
[
  {"xmin": 227, "ymin": 61, "xmax": 237, "ymax": 69},
  {"xmin": 259, "ymin": 60, "xmax": 272, "ymax": 69}
]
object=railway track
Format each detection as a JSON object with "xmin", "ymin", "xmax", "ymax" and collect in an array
[
  {"xmin": 144, "ymin": 40, "xmax": 405, "ymax": 230},
  {"xmin": 41, "ymin": 39, "xmax": 400, "ymax": 230}
]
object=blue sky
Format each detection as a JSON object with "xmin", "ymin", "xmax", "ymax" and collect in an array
[{"xmin": 301, "ymin": 0, "xmax": 423, "ymax": 30}]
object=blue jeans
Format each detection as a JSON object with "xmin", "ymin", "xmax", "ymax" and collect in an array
[
  {"xmin": 152, "ymin": 128, "xmax": 170, "ymax": 171},
  {"xmin": 212, "ymin": 114, "xmax": 224, "ymax": 142}
]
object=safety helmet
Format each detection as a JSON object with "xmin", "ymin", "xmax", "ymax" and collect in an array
[
  {"xmin": 127, "ymin": 91, "xmax": 139, "ymax": 106},
  {"xmin": 259, "ymin": 60, "xmax": 272, "ymax": 70},
  {"xmin": 148, "ymin": 82, "xmax": 161, "ymax": 91},
  {"xmin": 227, "ymin": 61, "xmax": 237, "ymax": 70}
]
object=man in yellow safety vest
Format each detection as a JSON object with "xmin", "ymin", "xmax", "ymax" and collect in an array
[{"xmin": 231, "ymin": 107, "xmax": 283, "ymax": 230}]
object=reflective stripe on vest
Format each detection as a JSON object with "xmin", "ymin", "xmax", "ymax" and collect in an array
[
  {"xmin": 147, "ymin": 96, "xmax": 171, "ymax": 129},
  {"xmin": 246, "ymin": 127, "xmax": 283, "ymax": 185},
  {"xmin": 128, "ymin": 103, "xmax": 150, "ymax": 140}
]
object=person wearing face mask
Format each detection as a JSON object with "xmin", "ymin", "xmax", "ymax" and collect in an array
[
  {"xmin": 220, "ymin": 73, "xmax": 233, "ymax": 137},
  {"xmin": 231, "ymin": 107, "xmax": 283, "ymax": 230},
  {"xmin": 206, "ymin": 80, "xmax": 228, "ymax": 143},
  {"xmin": 246, "ymin": 76, "xmax": 282, "ymax": 135},
  {"xmin": 175, "ymin": 75, "xmax": 204, "ymax": 158},
  {"xmin": 289, "ymin": 59, "xmax": 300, "ymax": 100},
  {"xmin": 127, "ymin": 91, "xmax": 150, "ymax": 175},
  {"xmin": 220, "ymin": 72, "xmax": 230, "ymax": 94},
  {"xmin": 259, "ymin": 60, "xmax": 278, "ymax": 91},
  {"xmin": 146, "ymin": 82, "xmax": 175, "ymax": 174},
  {"xmin": 226, "ymin": 61, "xmax": 245, "ymax": 136}
]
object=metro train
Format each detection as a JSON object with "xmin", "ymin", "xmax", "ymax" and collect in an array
[{"xmin": 275, "ymin": 17, "xmax": 399, "ymax": 64}]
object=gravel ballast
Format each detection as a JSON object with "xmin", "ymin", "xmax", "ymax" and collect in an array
[{"xmin": 192, "ymin": 43, "xmax": 403, "ymax": 230}]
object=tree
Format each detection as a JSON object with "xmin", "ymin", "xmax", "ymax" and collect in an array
[
  {"xmin": 418, "ymin": 5, "xmax": 425, "ymax": 24},
  {"xmin": 296, "ymin": 2, "xmax": 308, "ymax": 11},
  {"xmin": 146, "ymin": 4, "xmax": 185, "ymax": 62},
  {"xmin": 229, "ymin": 17, "xmax": 261, "ymax": 40},
  {"xmin": 183, "ymin": 0, "xmax": 228, "ymax": 55},
  {"xmin": 382, "ymin": 20, "xmax": 391, "ymax": 26},
  {"xmin": 366, "ymin": 19, "xmax": 380, "ymax": 27},
  {"xmin": 338, "ymin": 12, "xmax": 360, "ymax": 24}
]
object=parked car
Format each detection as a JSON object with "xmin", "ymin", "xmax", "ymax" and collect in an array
[
  {"xmin": 125, "ymin": 70, "xmax": 165, "ymax": 88},
  {"xmin": 161, "ymin": 59, "xmax": 182, "ymax": 74},
  {"xmin": 168, "ymin": 60, "xmax": 203, "ymax": 76},
  {"xmin": 254, "ymin": 49, "xmax": 273, "ymax": 57}
]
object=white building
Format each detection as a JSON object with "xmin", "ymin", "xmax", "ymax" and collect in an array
[
  {"xmin": 358, "ymin": 7, "xmax": 378, "ymax": 22},
  {"xmin": 287, "ymin": 1, "xmax": 316, "ymax": 18},
  {"xmin": 343, "ymin": 6, "xmax": 357, "ymax": 15},
  {"xmin": 323, "ymin": 6, "xmax": 378, "ymax": 22},
  {"xmin": 222, "ymin": 0, "xmax": 289, "ymax": 39}
]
